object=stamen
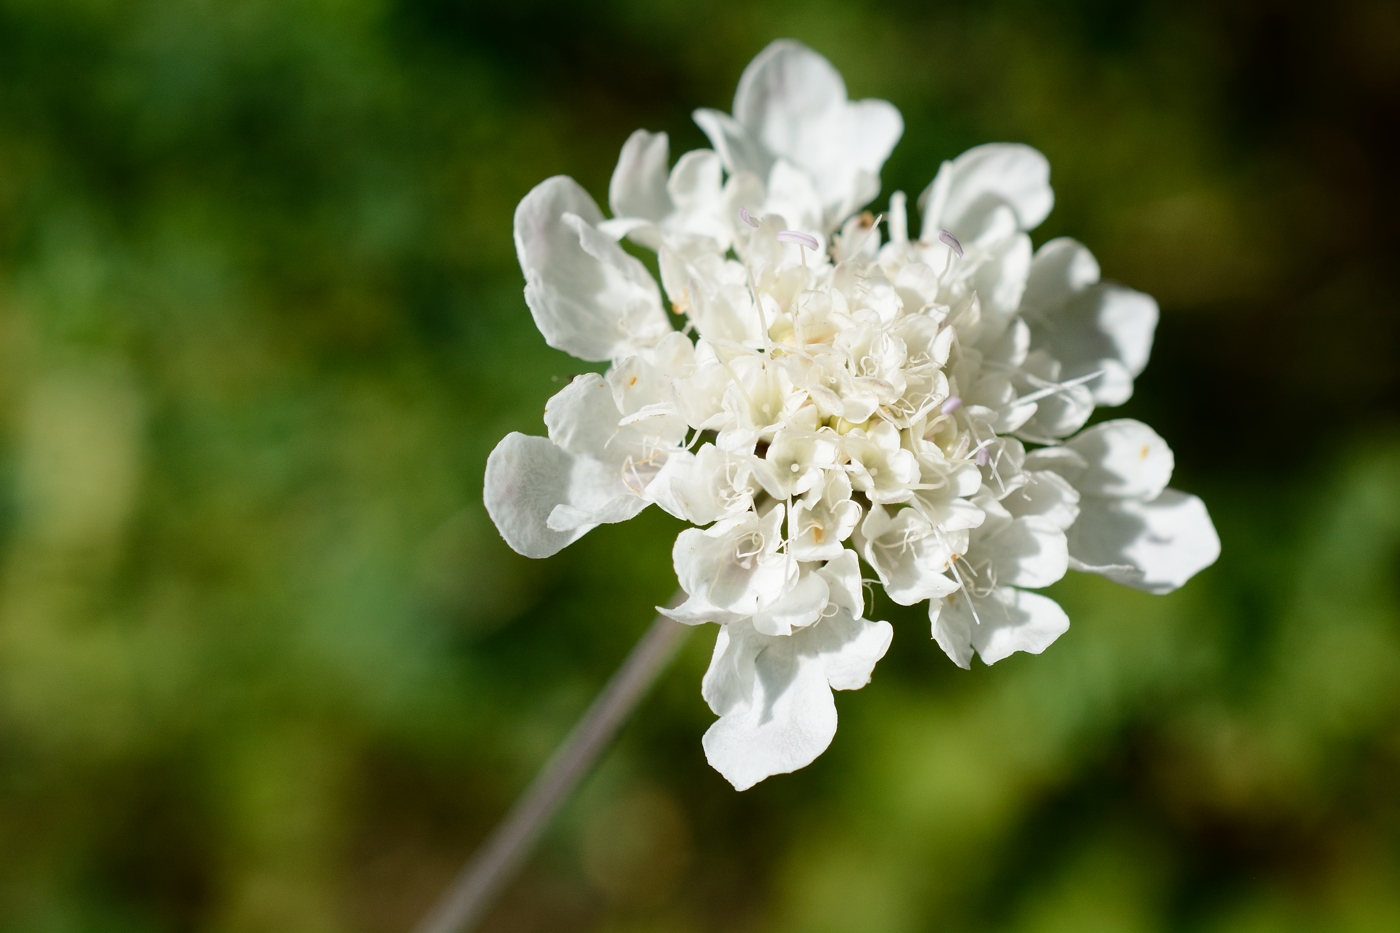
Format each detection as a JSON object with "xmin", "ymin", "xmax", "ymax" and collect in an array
[
  {"xmin": 739, "ymin": 206, "xmax": 760, "ymax": 229},
  {"xmin": 938, "ymin": 229, "xmax": 964, "ymax": 258},
  {"xmin": 1005, "ymin": 369, "xmax": 1104, "ymax": 408},
  {"xmin": 776, "ymin": 230, "xmax": 820, "ymax": 251},
  {"xmin": 941, "ymin": 396, "xmax": 962, "ymax": 415},
  {"xmin": 974, "ymin": 447, "xmax": 990, "ymax": 467}
]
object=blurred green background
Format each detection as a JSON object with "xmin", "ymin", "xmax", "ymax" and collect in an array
[{"xmin": 1, "ymin": 1, "xmax": 1398, "ymax": 931}]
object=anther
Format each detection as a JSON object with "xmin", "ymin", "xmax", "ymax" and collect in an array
[
  {"xmin": 938, "ymin": 229, "xmax": 964, "ymax": 257},
  {"xmin": 974, "ymin": 447, "xmax": 990, "ymax": 466},
  {"xmin": 941, "ymin": 396, "xmax": 962, "ymax": 415},
  {"xmin": 776, "ymin": 230, "xmax": 820, "ymax": 251},
  {"xmin": 739, "ymin": 206, "xmax": 760, "ymax": 229}
]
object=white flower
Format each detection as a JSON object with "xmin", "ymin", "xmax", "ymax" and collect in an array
[{"xmin": 484, "ymin": 40, "xmax": 1220, "ymax": 789}]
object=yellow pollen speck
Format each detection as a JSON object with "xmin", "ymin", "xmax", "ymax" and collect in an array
[
  {"xmin": 629, "ymin": 376, "xmax": 638, "ymax": 387},
  {"xmin": 1139, "ymin": 444, "xmax": 1150, "ymax": 459}
]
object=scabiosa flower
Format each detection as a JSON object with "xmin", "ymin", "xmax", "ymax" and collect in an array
[{"xmin": 484, "ymin": 40, "xmax": 1219, "ymax": 790}]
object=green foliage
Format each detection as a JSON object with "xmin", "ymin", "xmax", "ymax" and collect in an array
[{"xmin": 0, "ymin": 0, "xmax": 1397, "ymax": 930}]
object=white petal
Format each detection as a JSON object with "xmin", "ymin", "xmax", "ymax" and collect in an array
[
  {"xmin": 761, "ymin": 159, "xmax": 828, "ymax": 239},
  {"xmin": 662, "ymin": 586, "xmax": 745, "ymax": 626},
  {"xmin": 860, "ymin": 505, "xmax": 959, "ymax": 605},
  {"xmin": 919, "ymin": 143, "xmax": 1054, "ymax": 242},
  {"xmin": 483, "ymin": 433, "xmax": 586, "ymax": 558},
  {"xmin": 1021, "ymin": 237, "xmax": 1100, "ymax": 313},
  {"xmin": 609, "ymin": 130, "xmax": 673, "ymax": 223},
  {"xmin": 672, "ymin": 508, "xmax": 794, "ymax": 618},
  {"xmin": 978, "ymin": 515, "xmax": 1070, "ymax": 589},
  {"xmin": 1003, "ymin": 470, "xmax": 1081, "ymax": 531},
  {"xmin": 546, "ymin": 491, "xmax": 644, "ymax": 532},
  {"xmin": 817, "ymin": 549, "xmax": 865, "ymax": 618},
  {"xmin": 974, "ymin": 588, "xmax": 1070, "ymax": 664},
  {"xmin": 930, "ymin": 597, "xmax": 975, "ymax": 670},
  {"xmin": 933, "ymin": 588, "xmax": 1070, "ymax": 666},
  {"xmin": 790, "ymin": 496, "xmax": 861, "ymax": 561},
  {"xmin": 813, "ymin": 610, "xmax": 894, "ymax": 691},
  {"xmin": 700, "ymin": 623, "xmax": 746, "ymax": 716},
  {"xmin": 728, "ymin": 40, "xmax": 902, "ymax": 225},
  {"xmin": 646, "ymin": 450, "xmax": 721, "ymax": 525},
  {"xmin": 970, "ymin": 229, "xmax": 1033, "ymax": 332},
  {"xmin": 484, "ymin": 375, "xmax": 655, "ymax": 557},
  {"xmin": 701, "ymin": 620, "xmax": 838, "ymax": 790},
  {"xmin": 514, "ymin": 176, "xmax": 672, "ymax": 361},
  {"xmin": 692, "ymin": 108, "xmax": 771, "ymax": 179},
  {"xmin": 1069, "ymin": 489, "xmax": 1220, "ymax": 594},
  {"xmin": 667, "ymin": 149, "xmax": 724, "ymax": 212},
  {"xmin": 1016, "ymin": 381, "xmax": 1094, "ymax": 441},
  {"xmin": 1024, "ymin": 251, "xmax": 1158, "ymax": 407},
  {"xmin": 1023, "ymin": 444, "xmax": 1087, "ymax": 475},
  {"xmin": 701, "ymin": 610, "xmax": 893, "ymax": 790},
  {"xmin": 543, "ymin": 372, "xmax": 625, "ymax": 461},
  {"xmin": 752, "ymin": 567, "xmax": 829, "ymax": 636},
  {"xmin": 733, "ymin": 40, "xmax": 845, "ymax": 155},
  {"xmin": 1065, "ymin": 419, "xmax": 1174, "ymax": 501}
]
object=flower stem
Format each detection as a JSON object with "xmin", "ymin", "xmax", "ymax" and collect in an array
[{"xmin": 413, "ymin": 597, "xmax": 691, "ymax": 933}]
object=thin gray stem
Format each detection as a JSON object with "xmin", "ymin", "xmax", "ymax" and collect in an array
[{"xmin": 413, "ymin": 596, "xmax": 691, "ymax": 933}]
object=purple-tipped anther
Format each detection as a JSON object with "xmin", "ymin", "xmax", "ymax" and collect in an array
[
  {"xmin": 974, "ymin": 447, "xmax": 990, "ymax": 467},
  {"xmin": 776, "ymin": 230, "xmax": 821, "ymax": 251},
  {"xmin": 938, "ymin": 229, "xmax": 964, "ymax": 258},
  {"xmin": 940, "ymin": 396, "xmax": 962, "ymax": 415},
  {"xmin": 739, "ymin": 206, "xmax": 760, "ymax": 229}
]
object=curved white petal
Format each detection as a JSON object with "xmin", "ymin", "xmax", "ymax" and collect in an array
[
  {"xmin": 930, "ymin": 595, "xmax": 974, "ymax": 670},
  {"xmin": 661, "ymin": 585, "xmax": 746, "ymax": 627},
  {"xmin": 932, "ymin": 587, "xmax": 1069, "ymax": 668},
  {"xmin": 976, "ymin": 515, "xmax": 1070, "ymax": 589},
  {"xmin": 671, "ymin": 508, "xmax": 794, "ymax": 620},
  {"xmin": 701, "ymin": 610, "xmax": 893, "ymax": 790},
  {"xmin": 703, "ymin": 40, "xmax": 902, "ymax": 227},
  {"xmin": 1017, "ymin": 383, "xmax": 1095, "ymax": 441},
  {"xmin": 809, "ymin": 609, "xmax": 894, "ymax": 691},
  {"xmin": 647, "ymin": 447, "xmax": 743, "ymax": 526},
  {"xmin": 752, "ymin": 566, "xmax": 829, "ymax": 636},
  {"xmin": 667, "ymin": 149, "xmax": 724, "ymax": 211},
  {"xmin": 692, "ymin": 107, "xmax": 771, "ymax": 180},
  {"xmin": 1069, "ymin": 488, "xmax": 1220, "ymax": 594},
  {"xmin": 701, "ymin": 621, "xmax": 837, "ymax": 790},
  {"xmin": 970, "ymin": 228, "xmax": 1033, "ymax": 334},
  {"xmin": 919, "ymin": 143, "xmax": 1054, "ymax": 242},
  {"xmin": 514, "ymin": 176, "xmax": 672, "ymax": 361},
  {"xmin": 1065, "ymin": 419, "xmax": 1174, "ymax": 501},
  {"xmin": 818, "ymin": 550, "xmax": 865, "ymax": 618},
  {"xmin": 543, "ymin": 372, "xmax": 626, "ymax": 460},
  {"xmin": 485, "ymin": 374, "xmax": 663, "ymax": 558},
  {"xmin": 1022, "ymin": 238, "xmax": 1158, "ymax": 406},
  {"xmin": 609, "ymin": 130, "xmax": 673, "ymax": 223},
  {"xmin": 1003, "ymin": 469, "xmax": 1081, "ymax": 531},
  {"xmin": 484, "ymin": 433, "xmax": 585, "ymax": 558},
  {"xmin": 860, "ymin": 505, "xmax": 960, "ymax": 605},
  {"xmin": 1021, "ymin": 237, "xmax": 1101, "ymax": 312}
]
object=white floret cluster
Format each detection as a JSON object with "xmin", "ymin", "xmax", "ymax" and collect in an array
[{"xmin": 485, "ymin": 40, "xmax": 1220, "ymax": 790}]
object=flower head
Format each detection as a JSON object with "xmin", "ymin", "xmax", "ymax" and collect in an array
[{"xmin": 485, "ymin": 40, "xmax": 1220, "ymax": 790}]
